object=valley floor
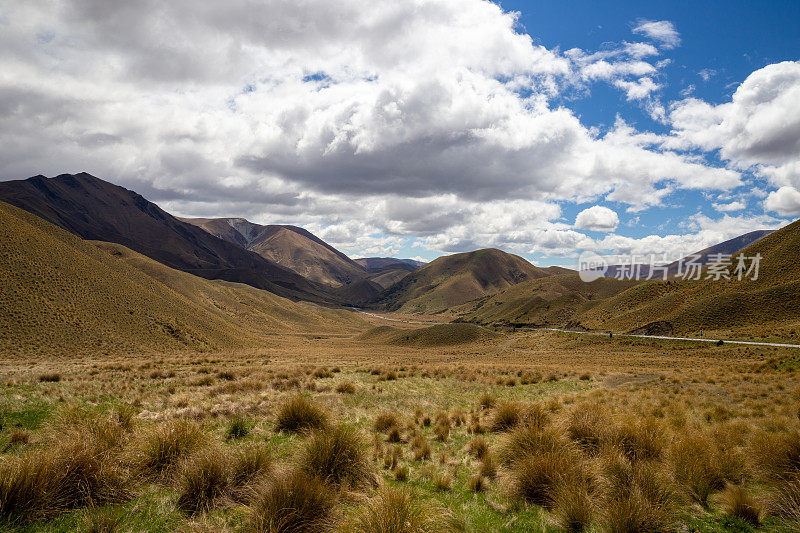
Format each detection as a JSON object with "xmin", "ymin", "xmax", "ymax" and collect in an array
[{"xmin": 2, "ymin": 329, "xmax": 800, "ymax": 531}]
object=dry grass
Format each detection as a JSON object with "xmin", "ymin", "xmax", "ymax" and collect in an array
[
  {"xmin": 299, "ymin": 424, "xmax": 373, "ymax": 488},
  {"xmin": 249, "ymin": 469, "xmax": 336, "ymax": 532},
  {"xmin": 275, "ymin": 395, "xmax": 328, "ymax": 434}
]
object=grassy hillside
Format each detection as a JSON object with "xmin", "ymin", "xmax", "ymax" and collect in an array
[
  {"xmin": 357, "ymin": 323, "xmax": 498, "ymax": 346},
  {"xmin": 456, "ymin": 273, "xmax": 639, "ymax": 326},
  {"xmin": 0, "ymin": 201, "xmax": 362, "ymax": 357},
  {"xmin": 578, "ymin": 218, "xmax": 800, "ymax": 338},
  {"xmin": 374, "ymin": 249, "xmax": 556, "ymax": 314}
]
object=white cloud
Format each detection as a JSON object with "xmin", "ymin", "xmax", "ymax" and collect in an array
[
  {"xmin": 613, "ymin": 77, "xmax": 661, "ymax": 100},
  {"xmin": 712, "ymin": 200, "xmax": 746, "ymax": 212},
  {"xmin": 668, "ymin": 61, "xmax": 800, "ymax": 188},
  {"xmin": 632, "ymin": 20, "xmax": 681, "ymax": 49},
  {"xmin": 574, "ymin": 206, "xmax": 620, "ymax": 232},
  {"xmin": 764, "ymin": 186, "xmax": 800, "ymax": 216}
]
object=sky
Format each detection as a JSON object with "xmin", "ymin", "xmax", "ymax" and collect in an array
[{"xmin": 1, "ymin": 0, "xmax": 799, "ymax": 266}]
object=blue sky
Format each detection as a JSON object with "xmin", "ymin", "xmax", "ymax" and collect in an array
[{"xmin": 1, "ymin": 0, "xmax": 799, "ymax": 267}]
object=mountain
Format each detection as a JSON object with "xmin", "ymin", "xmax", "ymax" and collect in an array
[
  {"xmin": 352, "ymin": 257, "xmax": 425, "ymax": 289},
  {"xmin": 0, "ymin": 173, "xmax": 332, "ymax": 303},
  {"xmin": 593, "ymin": 230, "xmax": 774, "ymax": 280},
  {"xmin": 181, "ymin": 217, "xmax": 368, "ymax": 287},
  {"xmin": 577, "ymin": 219, "xmax": 800, "ymax": 338},
  {"xmin": 372, "ymin": 248, "xmax": 556, "ymax": 314},
  {"xmin": 456, "ymin": 273, "xmax": 639, "ymax": 326},
  {"xmin": 354, "ymin": 257, "xmax": 427, "ymax": 270},
  {"xmin": 0, "ymin": 200, "xmax": 362, "ymax": 357}
]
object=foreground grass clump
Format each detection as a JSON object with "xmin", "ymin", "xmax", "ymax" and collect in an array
[
  {"xmin": 275, "ymin": 395, "xmax": 328, "ymax": 434},
  {"xmin": 344, "ymin": 486, "xmax": 442, "ymax": 533},
  {"xmin": 0, "ymin": 437, "xmax": 129, "ymax": 523},
  {"xmin": 299, "ymin": 424, "xmax": 373, "ymax": 488},
  {"xmin": 250, "ymin": 469, "xmax": 336, "ymax": 532},
  {"xmin": 137, "ymin": 419, "xmax": 206, "ymax": 477},
  {"xmin": 176, "ymin": 447, "xmax": 230, "ymax": 515}
]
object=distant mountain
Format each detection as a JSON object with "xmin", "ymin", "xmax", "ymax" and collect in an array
[
  {"xmin": 352, "ymin": 257, "xmax": 426, "ymax": 289},
  {"xmin": 0, "ymin": 200, "xmax": 361, "ymax": 356},
  {"xmin": 182, "ymin": 217, "xmax": 367, "ymax": 287},
  {"xmin": 0, "ymin": 174, "xmax": 333, "ymax": 303},
  {"xmin": 594, "ymin": 230, "xmax": 774, "ymax": 280},
  {"xmin": 372, "ymin": 248, "xmax": 555, "ymax": 314},
  {"xmin": 355, "ymin": 257, "xmax": 427, "ymax": 270},
  {"xmin": 578, "ymin": 220, "xmax": 800, "ymax": 337}
]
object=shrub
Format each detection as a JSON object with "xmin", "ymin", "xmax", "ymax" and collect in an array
[
  {"xmin": 345, "ymin": 486, "xmax": 437, "ymax": 533},
  {"xmin": 720, "ymin": 484, "xmax": 760, "ymax": 525},
  {"xmin": 250, "ymin": 469, "xmax": 336, "ymax": 532},
  {"xmin": 137, "ymin": 419, "xmax": 205, "ymax": 477},
  {"xmin": 299, "ymin": 424, "xmax": 372, "ymax": 488},
  {"xmin": 490, "ymin": 402, "xmax": 522, "ymax": 432},
  {"xmin": 275, "ymin": 396, "xmax": 328, "ymax": 434},
  {"xmin": 176, "ymin": 448, "xmax": 230, "ymax": 515},
  {"xmin": 336, "ymin": 382, "xmax": 357, "ymax": 394},
  {"xmin": 374, "ymin": 412, "xmax": 399, "ymax": 433}
]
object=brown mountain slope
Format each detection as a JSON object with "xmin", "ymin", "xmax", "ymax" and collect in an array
[
  {"xmin": 456, "ymin": 273, "xmax": 639, "ymax": 326},
  {"xmin": 0, "ymin": 201, "xmax": 362, "ymax": 357},
  {"xmin": 0, "ymin": 174, "xmax": 333, "ymax": 303},
  {"xmin": 373, "ymin": 249, "xmax": 554, "ymax": 314},
  {"xmin": 577, "ymin": 218, "xmax": 800, "ymax": 339},
  {"xmin": 181, "ymin": 217, "xmax": 368, "ymax": 287}
]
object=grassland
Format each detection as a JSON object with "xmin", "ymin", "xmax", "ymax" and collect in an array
[{"xmin": 2, "ymin": 325, "xmax": 800, "ymax": 532}]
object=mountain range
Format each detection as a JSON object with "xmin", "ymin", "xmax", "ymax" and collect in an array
[{"xmin": 1, "ymin": 172, "xmax": 795, "ymax": 346}]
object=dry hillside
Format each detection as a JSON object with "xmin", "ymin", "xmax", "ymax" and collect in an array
[
  {"xmin": 0, "ymin": 201, "xmax": 363, "ymax": 357},
  {"xmin": 374, "ymin": 249, "xmax": 560, "ymax": 314}
]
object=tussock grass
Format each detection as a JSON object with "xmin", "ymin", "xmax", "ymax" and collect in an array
[
  {"xmin": 552, "ymin": 481, "xmax": 593, "ymax": 533},
  {"xmin": 344, "ymin": 486, "xmax": 440, "ymax": 533},
  {"xmin": 275, "ymin": 395, "xmax": 328, "ymax": 434},
  {"xmin": 249, "ymin": 469, "xmax": 336, "ymax": 533},
  {"xmin": 136, "ymin": 419, "xmax": 205, "ymax": 478},
  {"xmin": 489, "ymin": 401, "xmax": 521, "ymax": 432},
  {"xmin": 720, "ymin": 484, "xmax": 761, "ymax": 525},
  {"xmin": 374, "ymin": 412, "xmax": 399, "ymax": 432},
  {"xmin": 176, "ymin": 447, "xmax": 230, "ymax": 515},
  {"xmin": 0, "ymin": 437, "xmax": 130, "ymax": 523},
  {"xmin": 299, "ymin": 424, "xmax": 373, "ymax": 488},
  {"xmin": 226, "ymin": 417, "xmax": 251, "ymax": 440}
]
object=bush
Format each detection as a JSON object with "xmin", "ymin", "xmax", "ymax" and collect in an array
[
  {"xmin": 490, "ymin": 402, "xmax": 522, "ymax": 432},
  {"xmin": 176, "ymin": 447, "xmax": 230, "ymax": 515},
  {"xmin": 345, "ymin": 486, "xmax": 438, "ymax": 533},
  {"xmin": 250, "ymin": 469, "xmax": 336, "ymax": 532},
  {"xmin": 275, "ymin": 396, "xmax": 328, "ymax": 434},
  {"xmin": 137, "ymin": 419, "xmax": 205, "ymax": 477},
  {"xmin": 299, "ymin": 424, "xmax": 372, "ymax": 488}
]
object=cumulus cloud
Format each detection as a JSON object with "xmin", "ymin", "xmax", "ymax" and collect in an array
[
  {"xmin": 668, "ymin": 61, "xmax": 800, "ymax": 188},
  {"xmin": 632, "ymin": 20, "xmax": 681, "ymax": 49},
  {"xmin": 574, "ymin": 206, "xmax": 620, "ymax": 232},
  {"xmin": 0, "ymin": 0, "xmax": 769, "ymax": 259},
  {"xmin": 712, "ymin": 200, "xmax": 746, "ymax": 212},
  {"xmin": 764, "ymin": 186, "xmax": 800, "ymax": 216}
]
